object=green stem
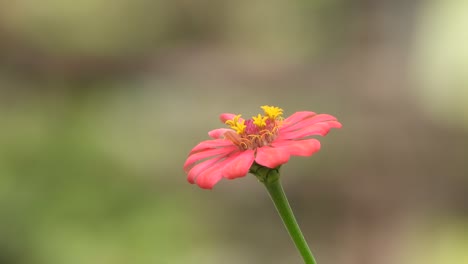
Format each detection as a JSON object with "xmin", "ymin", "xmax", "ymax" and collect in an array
[{"xmin": 263, "ymin": 178, "xmax": 317, "ymax": 264}]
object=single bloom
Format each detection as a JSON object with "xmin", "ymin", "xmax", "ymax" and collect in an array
[{"xmin": 184, "ymin": 106, "xmax": 342, "ymax": 189}]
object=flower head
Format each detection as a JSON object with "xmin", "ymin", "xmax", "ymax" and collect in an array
[{"xmin": 184, "ymin": 106, "xmax": 341, "ymax": 189}]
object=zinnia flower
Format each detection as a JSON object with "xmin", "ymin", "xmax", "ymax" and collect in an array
[{"xmin": 184, "ymin": 106, "xmax": 341, "ymax": 189}]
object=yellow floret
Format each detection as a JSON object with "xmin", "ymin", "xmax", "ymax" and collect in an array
[
  {"xmin": 252, "ymin": 114, "xmax": 268, "ymax": 128},
  {"xmin": 261, "ymin": 105, "xmax": 283, "ymax": 120},
  {"xmin": 225, "ymin": 115, "xmax": 246, "ymax": 134}
]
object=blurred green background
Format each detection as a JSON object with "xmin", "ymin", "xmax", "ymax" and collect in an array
[{"xmin": 0, "ymin": 1, "xmax": 467, "ymax": 263}]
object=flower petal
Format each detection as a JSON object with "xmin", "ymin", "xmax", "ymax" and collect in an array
[
  {"xmin": 278, "ymin": 121, "xmax": 341, "ymax": 140},
  {"xmin": 208, "ymin": 128, "xmax": 232, "ymax": 139},
  {"xmin": 195, "ymin": 162, "xmax": 225, "ymax": 189},
  {"xmin": 222, "ymin": 149, "xmax": 255, "ymax": 179},
  {"xmin": 184, "ymin": 145, "xmax": 237, "ymax": 172},
  {"xmin": 278, "ymin": 123, "xmax": 329, "ymax": 139},
  {"xmin": 255, "ymin": 146, "xmax": 290, "ymax": 168},
  {"xmin": 281, "ymin": 113, "xmax": 338, "ymax": 133},
  {"xmin": 187, "ymin": 156, "xmax": 223, "ymax": 184},
  {"xmin": 189, "ymin": 139, "xmax": 234, "ymax": 155},
  {"xmin": 272, "ymin": 139, "xmax": 321, "ymax": 157},
  {"xmin": 281, "ymin": 111, "xmax": 316, "ymax": 129},
  {"xmin": 220, "ymin": 113, "xmax": 244, "ymax": 123}
]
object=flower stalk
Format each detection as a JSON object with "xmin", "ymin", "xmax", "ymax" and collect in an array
[{"xmin": 251, "ymin": 163, "xmax": 317, "ymax": 264}]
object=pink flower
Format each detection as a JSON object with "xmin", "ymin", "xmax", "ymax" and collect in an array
[{"xmin": 184, "ymin": 106, "xmax": 342, "ymax": 189}]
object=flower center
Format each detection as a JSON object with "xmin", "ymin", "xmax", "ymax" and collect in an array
[{"xmin": 224, "ymin": 105, "xmax": 283, "ymax": 150}]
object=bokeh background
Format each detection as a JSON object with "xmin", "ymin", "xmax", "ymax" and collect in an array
[{"xmin": 1, "ymin": 1, "xmax": 467, "ymax": 263}]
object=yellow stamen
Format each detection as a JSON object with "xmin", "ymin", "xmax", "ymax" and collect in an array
[
  {"xmin": 261, "ymin": 105, "xmax": 283, "ymax": 120},
  {"xmin": 223, "ymin": 107, "xmax": 284, "ymax": 149},
  {"xmin": 252, "ymin": 114, "xmax": 268, "ymax": 128},
  {"xmin": 225, "ymin": 115, "xmax": 246, "ymax": 134}
]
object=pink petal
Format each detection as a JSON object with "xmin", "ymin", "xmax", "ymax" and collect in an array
[
  {"xmin": 208, "ymin": 128, "xmax": 232, "ymax": 139},
  {"xmin": 184, "ymin": 146, "xmax": 237, "ymax": 172},
  {"xmin": 281, "ymin": 114, "xmax": 338, "ymax": 133},
  {"xmin": 222, "ymin": 149, "xmax": 255, "ymax": 179},
  {"xmin": 255, "ymin": 146, "xmax": 290, "ymax": 168},
  {"xmin": 281, "ymin": 111, "xmax": 316, "ymax": 129},
  {"xmin": 277, "ymin": 123, "xmax": 331, "ymax": 140},
  {"xmin": 325, "ymin": 120, "xmax": 342, "ymax": 128},
  {"xmin": 189, "ymin": 139, "xmax": 234, "ymax": 155},
  {"xmin": 272, "ymin": 139, "xmax": 321, "ymax": 157},
  {"xmin": 195, "ymin": 161, "xmax": 225, "ymax": 189},
  {"xmin": 187, "ymin": 156, "xmax": 223, "ymax": 184},
  {"xmin": 278, "ymin": 120, "xmax": 341, "ymax": 140},
  {"xmin": 220, "ymin": 113, "xmax": 244, "ymax": 123}
]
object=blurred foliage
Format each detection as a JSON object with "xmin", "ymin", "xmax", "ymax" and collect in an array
[
  {"xmin": 404, "ymin": 217, "xmax": 468, "ymax": 264},
  {"xmin": 0, "ymin": 0, "xmax": 351, "ymax": 57},
  {"xmin": 412, "ymin": 0, "xmax": 468, "ymax": 128},
  {"xmin": 0, "ymin": 91, "xmax": 212, "ymax": 263},
  {"xmin": 1, "ymin": 0, "xmax": 171, "ymax": 55}
]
